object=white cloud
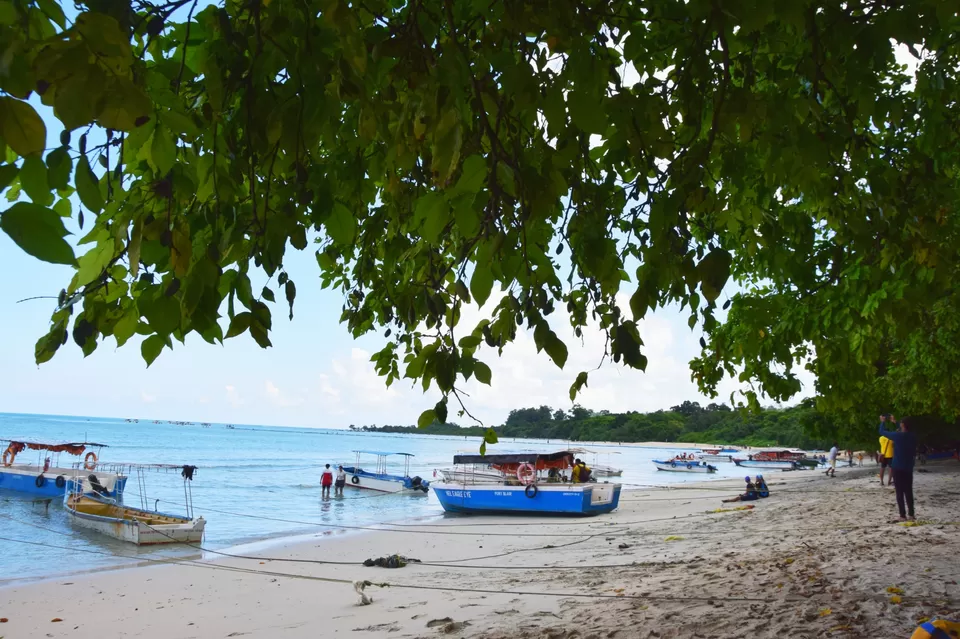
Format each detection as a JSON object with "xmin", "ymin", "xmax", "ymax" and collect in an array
[{"xmin": 140, "ymin": 391, "xmax": 157, "ymax": 403}]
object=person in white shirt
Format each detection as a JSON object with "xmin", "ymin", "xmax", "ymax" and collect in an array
[
  {"xmin": 826, "ymin": 443, "xmax": 839, "ymax": 477},
  {"xmin": 335, "ymin": 465, "xmax": 347, "ymax": 496}
]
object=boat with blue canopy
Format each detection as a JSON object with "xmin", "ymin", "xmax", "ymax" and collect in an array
[
  {"xmin": 432, "ymin": 451, "xmax": 621, "ymax": 516},
  {"xmin": 0, "ymin": 439, "xmax": 127, "ymax": 498},
  {"xmin": 342, "ymin": 451, "xmax": 429, "ymax": 494}
]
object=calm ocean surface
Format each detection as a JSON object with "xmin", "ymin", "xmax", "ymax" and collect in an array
[{"xmin": 0, "ymin": 412, "xmax": 745, "ymax": 583}]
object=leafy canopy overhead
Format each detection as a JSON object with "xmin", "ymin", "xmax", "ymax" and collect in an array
[{"xmin": 1, "ymin": 0, "xmax": 959, "ymax": 431}]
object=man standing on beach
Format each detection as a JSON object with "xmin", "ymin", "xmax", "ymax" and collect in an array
[
  {"xmin": 826, "ymin": 443, "xmax": 838, "ymax": 477},
  {"xmin": 880, "ymin": 417, "xmax": 917, "ymax": 521},
  {"xmin": 879, "ymin": 415, "xmax": 896, "ymax": 486},
  {"xmin": 321, "ymin": 464, "xmax": 334, "ymax": 499}
]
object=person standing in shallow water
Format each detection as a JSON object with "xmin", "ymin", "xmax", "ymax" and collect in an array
[
  {"xmin": 320, "ymin": 464, "xmax": 334, "ymax": 499},
  {"xmin": 335, "ymin": 465, "xmax": 346, "ymax": 497},
  {"xmin": 880, "ymin": 416, "xmax": 918, "ymax": 522}
]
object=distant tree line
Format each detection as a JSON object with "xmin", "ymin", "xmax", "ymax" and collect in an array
[{"xmin": 357, "ymin": 401, "xmax": 828, "ymax": 449}]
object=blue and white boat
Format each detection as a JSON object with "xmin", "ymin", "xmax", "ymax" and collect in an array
[
  {"xmin": 0, "ymin": 440, "xmax": 127, "ymax": 498},
  {"xmin": 342, "ymin": 451, "xmax": 429, "ymax": 494},
  {"xmin": 653, "ymin": 459, "xmax": 718, "ymax": 473},
  {"xmin": 432, "ymin": 451, "xmax": 621, "ymax": 516}
]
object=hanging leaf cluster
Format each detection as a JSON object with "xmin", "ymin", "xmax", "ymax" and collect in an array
[{"xmin": 1, "ymin": 0, "xmax": 959, "ymax": 423}]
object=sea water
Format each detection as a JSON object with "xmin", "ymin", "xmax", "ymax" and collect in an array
[{"xmin": 0, "ymin": 412, "xmax": 748, "ymax": 583}]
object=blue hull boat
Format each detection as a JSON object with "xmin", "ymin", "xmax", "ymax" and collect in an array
[
  {"xmin": 0, "ymin": 467, "xmax": 127, "ymax": 498},
  {"xmin": 432, "ymin": 482, "xmax": 621, "ymax": 516}
]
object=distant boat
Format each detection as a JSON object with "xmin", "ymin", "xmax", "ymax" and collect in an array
[
  {"xmin": 432, "ymin": 451, "xmax": 621, "ymax": 516},
  {"xmin": 0, "ymin": 439, "xmax": 126, "ymax": 498},
  {"xmin": 733, "ymin": 458, "xmax": 798, "ymax": 470},
  {"xmin": 343, "ymin": 451, "xmax": 429, "ymax": 493},
  {"xmin": 653, "ymin": 459, "xmax": 718, "ymax": 473}
]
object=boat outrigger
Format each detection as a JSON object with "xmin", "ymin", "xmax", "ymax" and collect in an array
[
  {"xmin": 432, "ymin": 451, "xmax": 621, "ymax": 516},
  {"xmin": 64, "ymin": 463, "xmax": 204, "ymax": 545},
  {"xmin": 342, "ymin": 451, "xmax": 429, "ymax": 494},
  {"xmin": 0, "ymin": 440, "xmax": 126, "ymax": 498}
]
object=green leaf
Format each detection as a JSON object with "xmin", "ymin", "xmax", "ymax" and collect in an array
[
  {"xmin": 458, "ymin": 335, "xmax": 481, "ymax": 349},
  {"xmin": 326, "ymin": 203, "xmax": 356, "ymax": 245},
  {"xmin": 261, "ymin": 286, "xmax": 276, "ymax": 302},
  {"xmin": 569, "ymin": 371, "xmax": 589, "ymax": 401},
  {"xmin": 75, "ymin": 240, "xmax": 115, "ymax": 285},
  {"xmin": 483, "ymin": 427, "xmax": 498, "ymax": 445},
  {"xmin": 0, "ymin": 202, "xmax": 75, "ymax": 265},
  {"xmin": 454, "ymin": 155, "xmax": 486, "ymax": 194},
  {"xmin": 568, "ymin": 90, "xmax": 606, "ymax": 134},
  {"xmin": 417, "ymin": 408, "xmax": 437, "ymax": 428},
  {"xmin": 0, "ymin": 164, "xmax": 19, "ymax": 191},
  {"xmin": 150, "ymin": 125, "xmax": 177, "ymax": 175},
  {"xmin": 53, "ymin": 198, "xmax": 71, "ymax": 218},
  {"xmin": 698, "ymin": 248, "xmax": 733, "ymax": 302},
  {"xmin": 470, "ymin": 264, "xmax": 493, "ymax": 307},
  {"xmin": 431, "ymin": 108, "xmax": 462, "ymax": 185},
  {"xmin": 114, "ymin": 308, "xmax": 140, "ymax": 347},
  {"xmin": 434, "ymin": 398, "xmax": 448, "ymax": 424},
  {"xmin": 415, "ymin": 192, "xmax": 447, "ymax": 243},
  {"xmin": 98, "ymin": 81, "xmax": 152, "ymax": 132},
  {"xmin": 454, "ymin": 194, "xmax": 481, "ymax": 237},
  {"xmin": 544, "ymin": 331, "xmax": 568, "ymax": 369},
  {"xmin": 226, "ymin": 312, "xmax": 252, "ymax": 338},
  {"xmin": 19, "ymin": 155, "xmax": 53, "ymax": 206},
  {"xmin": 141, "ymin": 334, "xmax": 165, "ymax": 366},
  {"xmin": 474, "ymin": 360, "xmax": 492, "ymax": 385},
  {"xmin": 36, "ymin": 0, "xmax": 66, "ymax": 29},
  {"xmin": 0, "ymin": 97, "xmax": 46, "ymax": 156},
  {"xmin": 46, "ymin": 147, "xmax": 72, "ymax": 190},
  {"xmin": 284, "ymin": 280, "xmax": 296, "ymax": 320},
  {"xmin": 75, "ymin": 156, "xmax": 103, "ymax": 213}
]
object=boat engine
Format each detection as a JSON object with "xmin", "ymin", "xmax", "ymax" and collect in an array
[
  {"xmin": 87, "ymin": 474, "xmax": 110, "ymax": 496},
  {"xmin": 410, "ymin": 476, "xmax": 429, "ymax": 493}
]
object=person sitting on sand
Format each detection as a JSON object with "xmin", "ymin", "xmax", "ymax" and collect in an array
[{"xmin": 723, "ymin": 477, "xmax": 759, "ymax": 503}]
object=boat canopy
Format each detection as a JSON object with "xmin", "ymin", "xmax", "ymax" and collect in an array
[
  {"xmin": 4, "ymin": 440, "xmax": 108, "ymax": 455},
  {"xmin": 453, "ymin": 451, "xmax": 573, "ymax": 465},
  {"xmin": 352, "ymin": 450, "xmax": 415, "ymax": 457}
]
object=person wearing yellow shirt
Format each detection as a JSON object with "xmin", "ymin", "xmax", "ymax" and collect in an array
[{"xmin": 879, "ymin": 414, "xmax": 895, "ymax": 486}]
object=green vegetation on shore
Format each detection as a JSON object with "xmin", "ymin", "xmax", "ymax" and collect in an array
[{"xmin": 355, "ymin": 401, "xmax": 830, "ymax": 449}]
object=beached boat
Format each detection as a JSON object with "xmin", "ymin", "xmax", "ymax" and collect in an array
[
  {"xmin": 343, "ymin": 451, "xmax": 429, "ymax": 493},
  {"xmin": 64, "ymin": 463, "xmax": 204, "ymax": 545},
  {"xmin": 435, "ymin": 467, "xmax": 505, "ymax": 483},
  {"xmin": 65, "ymin": 494, "xmax": 205, "ymax": 545},
  {"xmin": 432, "ymin": 451, "xmax": 621, "ymax": 516},
  {"xmin": 653, "ymin": 459, "xmax": 718, "ymax": 473},
  {"xmin": 0, "ymin": 440, "xmax": 126, "ymax": 498},
  {"xmin": 733, "ymin": 458, "xmax": 798, "ymax": 470}
]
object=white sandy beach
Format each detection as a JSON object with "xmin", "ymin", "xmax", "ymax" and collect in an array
[{"xmin": 1, "ymin": 461, "xmax": 958, "ymax": 638}]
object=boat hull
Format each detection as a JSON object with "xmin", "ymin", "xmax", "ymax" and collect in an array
[
  {"xmin": 342, "ymin": 467, "xmax": 429, "ymax": 493},
  {"xmin": 432, "ymin": 482, "xmax": 621, "ymax": 516},
  {"xmin": 0, "ymin": 466, "xmax": 126, "ymax": 498},
  {"xmin": 698, "ymin": 454, "xmax": 734, "ymax": 463},
  {"xmin": 591, "ymin": 464, "xmax": 623, "ymax": 477},
  {"xmin": 733, "ymin": 459, "xmax": 797, "ymax": 470},
  {"xmin": 65, "ymin": 496, "xmax": 205, "ymax": 545},
  {"xmin": 653, "ymin": 460, "xmax": 717, "ymax": 473}
]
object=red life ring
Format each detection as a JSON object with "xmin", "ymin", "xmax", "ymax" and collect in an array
[
  {"xmin": 516, "ymin": 463, "xmax": 536, "ymax": 485},
  {"xmin": 83, "ymin": 452, "xmax": 98, "ymax": 470},
  {"xmin": 1, "ymin": 448, "xmax": 14, "ymax": 467}
]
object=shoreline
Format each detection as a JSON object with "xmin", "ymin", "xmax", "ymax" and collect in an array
[{"xmin": 4, "ymin": 460, "xmax": 956, "ymax": 637}]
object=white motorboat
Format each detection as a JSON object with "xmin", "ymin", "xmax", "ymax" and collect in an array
[
  {"xmin": 653, "ymin": 459, "xmax": 718, "ymax": 473},
  {"xmin": 342, "ymin": 451, "xmax": 429, "ymax": 493}
]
